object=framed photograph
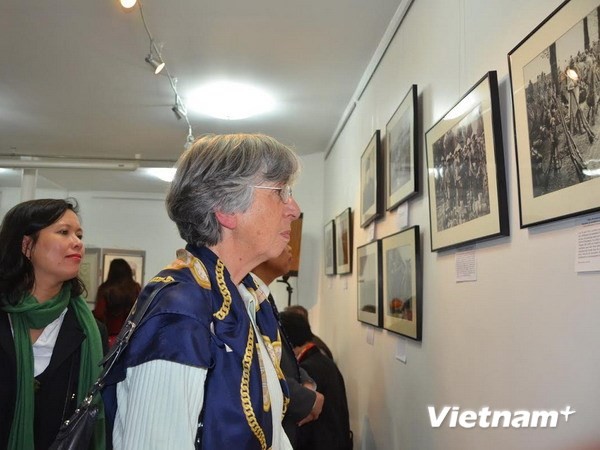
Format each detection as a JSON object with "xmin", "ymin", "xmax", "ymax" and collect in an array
[
  {"xmin": 79, "ymin": 247, "xmax": 101, "ymax": 308},
  {"xmin": 335, "ymin": 208, "xmax": 353, "ymax": 274},
  {"xmin": 386, "ymin": 84, "xmax": 419, "ymax": 210},
  {"xmin": 324, "ymin": 220, "xmax": 336, "ymax": 275},
  {"xmin": 360, "ymin": 130, "xmax": 383, "ymax": 227},
  {"xmin": 101, "ymin": 248, "xmax": 146, "ymax": 285},
  {"xmin": 356, "ymin": 240, "xmax": 382, "ymax": 327},
  {"xmin": 425, "ymin": 71, "xmax": 509, "ymax": 251},
  {"xmin": 508, "ymin": 0, "xmax": 600, "ymax": 227},
  {"xmin": 381, "ymin": 226, "xmax": 421, "ymax": 340}
]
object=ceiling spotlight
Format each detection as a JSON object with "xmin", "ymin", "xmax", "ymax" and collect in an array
[
  {"xmin": 145, "ymin": 53, "xmax": 165, "ymax": 75},
  {"xmin": 120, "ymin": 0, "xmax": 137, "ymax": 8},
  {"xmin": 172, "ymin": 99, "xmax": 187, "ymax": 120}
]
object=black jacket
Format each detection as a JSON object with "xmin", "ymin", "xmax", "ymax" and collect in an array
[{"xmin": 0, "ymin": 307, "xmax": 107, "ymax": 450}]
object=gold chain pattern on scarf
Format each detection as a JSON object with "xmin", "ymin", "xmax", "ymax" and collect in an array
[
  {"xmin": 240, "ymin": 326, "xmax": 267, "ymax": 450},
  {"xmin": 213, "ymin": 260, "xmax": 232, "ymax": 320}
]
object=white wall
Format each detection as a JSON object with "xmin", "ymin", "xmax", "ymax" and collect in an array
[{"xmin": 318, "ymin": 0, "xmax": 600, "ymax": 449}]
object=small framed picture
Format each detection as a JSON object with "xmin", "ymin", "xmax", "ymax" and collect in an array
[
  {"xmin": 360, "ymin": 130, "xmax": 383, "ymax": 228},
  {"xmin": 101, "ymin": 248, "xmax": 146, "ymax": 285},
  {"xmin": 324, "ymin": 220, "xmax": 336, "ymax": 276},
  {"xmin": 508, "ymin": 0, "xmax": 600, "ymax": 227},
  {"xmin": 335, "ymin": 208, "xmax": 353, "ymax": 275},
  {"xmin": 381, "ymin": 226, "xmax": 421, "ymax": 340},
  {"xmin": 386, "ymin": 84, "xmax": 419, "ymax": 210},
  {"xmin": 425, "ymin": 71, "xmax": 509, "ymax": 251},
  {"xmin": 356, "ymin": 240, "xmax": 382, "ymax": 327}
]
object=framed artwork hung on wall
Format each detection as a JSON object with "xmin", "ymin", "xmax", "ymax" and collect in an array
[
  {"xmin": 324, "ymin": 219, "xmax": 336, "ymax": 276},
  {"xmin": 508, "ymin": 0, "xmax": 600, "ymax": 227},
  {"xmin": 101, "ymin": 248, "xmax": 146, "ymax": 285},
  {"xmin": 381, "ymin": 226, "xmax": 421, "ymax": 340},
  {"xmin": 356, "ymin": 240, "xmax": 382, "ymax": 327},
  {"xmin": 335, "ymin": 207, "xmax": 353, "ymax": 275},
  {"xmin": 386, "ymin": 84, "xmax": 419, "ymax": 210},
  {"xmin": 425, "ymin": 71, "xmax": 509, "ymax": 251},
  {"xmin": 360, "ymin": 130, "xmax": 383, "ymax": 228}
]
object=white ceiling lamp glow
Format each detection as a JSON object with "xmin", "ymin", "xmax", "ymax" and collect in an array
[
  {"xmin": 188, "ymin": 82, "xmax": 275, "ymax": 120},
  {"xmin": 145, "ymin": 167, "xmax": 176, "ymax": 182},
  {"xmin": 120, "ymin": 0, "xmax": 137, "ymax": 9}
]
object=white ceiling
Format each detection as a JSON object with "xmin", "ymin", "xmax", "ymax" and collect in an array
[{"xmin": 0, "ymin": 0, "xmax": 409, "ymax": 193}]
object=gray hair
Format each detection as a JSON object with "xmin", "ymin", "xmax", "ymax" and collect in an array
[{"xmin": 166, "ymin": 133, "xmax": 300, "ymax": 247}]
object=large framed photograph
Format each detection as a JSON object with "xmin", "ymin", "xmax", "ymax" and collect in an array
[
  {"xmin": 508, "ymin": 0, "xmax": 600, "ymax": 227},
  {"xmin": 101, "ymin": 248, "xmax": 146, "ymax": 285},
  {"xmin": 381, "ymin": 226, "xmax": 421, "ymax": 340},
  {"xmin": 335, "ymin": 208, "xmax": 353, "ymax": 275},
  {"xmin": 360, "ymin": 130, "xmax": 383, "ymax": 227},
  {"xmin": 79, "ymin": 247, "xmax": 101, "ymax": 308},
  {"xmin": 425, "ymin": 71, "xmax": 509, "ymax": 251},
  {"xmin": 386, "ymin": 84, "xmax": 419, "ymax": 210},
  {"xmin": 356, "ymin": 240, "xmax": 382, "ymax": 327},
  {"xmin": 324, "ymin": 220, "xmax": 336, "ymax": 275}
]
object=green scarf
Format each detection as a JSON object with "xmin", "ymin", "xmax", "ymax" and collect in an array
[{"xmin": 2, "ymin": 286, "xmax": 106, "ymax": 450}]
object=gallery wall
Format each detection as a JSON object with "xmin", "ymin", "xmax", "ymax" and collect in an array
[{"xmin": 317, "ymin": 0, "xmax": 600, "ymax": 449}]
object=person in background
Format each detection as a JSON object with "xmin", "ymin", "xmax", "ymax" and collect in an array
[
  {"xmin": 285, "ymin": 304, "xmax": 334, "ymax": 360},
  {"xmin": 251, "ymin": 245, "xmax": 325, "ymax": 448},
  {"xmin": 0, "ymin": 198, "xmax": 106, "ymax": 450},
  {"xmin": 93, "ymin": 258, "xmax": 141, "ymax": 346},
  {"xmin": 102, "ymin": 133, "xmax": 301, "ymax": 450},
  {"xmin": 279, "ymin": 311, "xmax": 352, "ymax": 450}
]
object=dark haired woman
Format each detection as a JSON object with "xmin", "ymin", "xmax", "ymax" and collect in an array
[
  {"xmin": 93, "ymin": 258, "xmax": 141, "ymax": 346},
  {"xmin": 0, "ymin": 198, "xmax": 106, "ymax": 450}
]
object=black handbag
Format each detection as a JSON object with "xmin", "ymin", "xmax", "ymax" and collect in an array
[{"xmin": 49, "ymin": 281, "xmax": 175, "ymax": 450}]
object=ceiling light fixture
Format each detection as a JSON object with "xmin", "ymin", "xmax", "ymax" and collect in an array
[
  {"xmin": 145, "ymin": 52, "xmax": 165, "ymax": 75},
  {"xmin": 172, "ymin": 96, "xmax": 187, "ymax": 120},
  {"xmin": 188, "ymin": 81, "xmax": 275, "ymax": 120},
  {"xmin": 120, "ymin": 0, "xmax": 137, "ymax": 8},
  {"xmin": 0, "ymin": 159, "xmax": 139, "ymax": 171}
]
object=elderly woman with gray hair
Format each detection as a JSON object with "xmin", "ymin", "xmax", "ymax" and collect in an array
[{"xmin": 102, "ymin": 134, "xmax": 301, "ymax": 450}]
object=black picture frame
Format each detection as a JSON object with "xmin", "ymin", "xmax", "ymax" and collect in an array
[
  {"xmin": 360, "ymin": 130, "xmax": 383, "ymax": 227},
  {"xmin": 335, "ymin": 207, "xmax": 353, "ymax": 274},
  {"xmin": 381, "ymin": 226, "xmax": 422, "ymax": 340},
  {"xmin": 324, "ymin": 220, "xmax": 336, "ymax": 276},
  {"xmin": 508, "ymin": 0, "xmax": 600, "ymax": 227},
  {"xmin": 425, "ymin": 71, "xmax": 509, "ymax": 251},
  {"xmin": 386, "ymin": 84, "xmax": 419, "ymax": 210},
  {"xmin": 356, "ymin": 240, "xmax": 382, "ymax": 327}
]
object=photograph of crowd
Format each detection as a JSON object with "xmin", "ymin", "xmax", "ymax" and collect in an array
[
  {"xmin": 523, "ymin": 7, "xmax": 600, "ymax": 197},
  {"xmin": 430, "ymin": 106, "xmax": 490, "ymax": 232}
]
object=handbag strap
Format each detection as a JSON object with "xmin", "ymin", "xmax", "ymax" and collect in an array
[{"xmin": 79, "ymin": 281, "xmax": 176, "ymax": 407}]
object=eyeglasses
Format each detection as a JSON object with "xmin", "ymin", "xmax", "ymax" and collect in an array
[{"xmin": 253, "ymin": 184, "xmax": 293, "ymax": 203}]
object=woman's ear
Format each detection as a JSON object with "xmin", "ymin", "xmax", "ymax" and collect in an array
[
  {"xmin": 22, "ymin": 236, "xmax": 32, "ymax": 259},
  {"xmin": 215, "ymin": 210, "xmax": 237, "ymax": 230}
]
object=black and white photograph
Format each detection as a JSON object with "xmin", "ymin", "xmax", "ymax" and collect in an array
[
  {"xmin": 426, "ymin": 71, "xmax": 509, "ymax": 251},
  {"xmin": 360, "ymin": 130, "xmax": 383, "ymax": 227},
  {"xmin": 382, "ymin": 226, "xmax": 421, "ymax": 340},
  {"xmin": 335, "ymin": 207, "xmax": 352, "ymax": 274},
  {"xmin": 357, "ymin": 240, "xmax": 382, "ymax": 327},
  {"xmin": 386, "ymin": 84, "xmax": 418, "ymax": 210},
  {"xmin": 509, "ymin": 0, "xmax": 600, "ymax": 226},
  {"xmin": 324, "ymin": 220, "xmax": 336, "ymax": 275},
  {"xmin": 430, "ymin": 105, "xmax": 490, "ymax": 231}
]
